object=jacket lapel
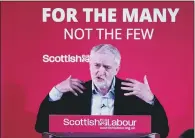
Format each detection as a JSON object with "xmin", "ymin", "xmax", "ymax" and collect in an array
[
  {"xmin": 114, "ymin": 77, "xmax": 125, "ymax": 115},
  {"xmin": 78, "ymin": 80, "xmax": 92, "ymax": 115},
  {"xmin": 113, "ymin": 77, "xmax": 142, "ymax": 115}
]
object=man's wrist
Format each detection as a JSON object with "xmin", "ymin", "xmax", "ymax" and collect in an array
[
  {"xmin": 49, "ymin": 87, "xmax": 63, "ymax": 101},
  {"xmin": 147, "ymin": 95, "xmax": 155, "ymax": 105},
  {"xmin": 55, "ymin": 86, "xmax": 62, "ymax": 93}
]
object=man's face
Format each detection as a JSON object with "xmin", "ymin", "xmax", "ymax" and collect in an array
[{"xmin": 89, "ymin": 52, "xmax": 120, "ymax": 90}]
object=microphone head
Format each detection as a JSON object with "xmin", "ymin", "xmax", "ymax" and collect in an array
[{"xmin": 101, "ymin": 104, "xmax": 106, "ymax": 108}]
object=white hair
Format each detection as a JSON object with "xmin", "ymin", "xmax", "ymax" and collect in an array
[{"xmin": 90, "ymin": 44, "xmax": 121, "ymax": 67}]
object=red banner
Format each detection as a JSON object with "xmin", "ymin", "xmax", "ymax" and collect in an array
[{"xmin": 49, "ymin": 115, "xmax": 151, "ymax": 133}]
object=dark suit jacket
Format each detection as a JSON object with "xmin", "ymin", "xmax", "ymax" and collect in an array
[{"xmin": 35, "ymin": 77, "xmax": 169, "ymax": 138}]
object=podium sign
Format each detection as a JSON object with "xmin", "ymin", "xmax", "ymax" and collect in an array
[{"xmin": 49, "ymin": 115, "xmax": 152, "ymax": 136}]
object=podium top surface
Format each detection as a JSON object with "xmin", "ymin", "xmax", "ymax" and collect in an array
[{"xmin": 42, "ymin": 132, "xmax": 160, "ymax": 138}]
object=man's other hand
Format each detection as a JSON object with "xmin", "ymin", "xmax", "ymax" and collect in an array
[
  {"xmin": 121, "ymin": 75, "xmax": 154, "ymax": 103},
  {"xmin": 55, "ymin": 75, "xmax": 85, "ymax": 96}
]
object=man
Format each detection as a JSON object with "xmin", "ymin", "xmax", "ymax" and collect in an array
[{"xmin": 35, "ymin": 44, "xmax": 169, "ymax": 138}]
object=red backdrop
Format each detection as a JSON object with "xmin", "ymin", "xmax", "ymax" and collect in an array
[{"xmin": 1, "ymin": 1, "xmax": 194, "ymax": 138}]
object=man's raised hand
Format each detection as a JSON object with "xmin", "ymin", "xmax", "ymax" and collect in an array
[
  {"xmin": 121, "ymin": 75, "xmax": 154, "ymax": 103},
  {"xmin": 55, "ymin": 75, "xmax": 85, "ymax": 96}
]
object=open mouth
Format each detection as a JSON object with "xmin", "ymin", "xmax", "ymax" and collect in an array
[{"xmin": 96, "ymin": 76, "xmax": 104, "ymax": 82}]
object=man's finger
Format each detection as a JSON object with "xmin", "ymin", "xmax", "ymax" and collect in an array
[
  {"xmin": 124, "ymin": 92, "xmax": 136, "ymax": 96},
  {"xmin": 126, "ymin": 78, "xmax": 139, "ymax": 84},
  {"xmin": 121, "ymin": 82, "xmax": 135, "ymax": 87},
  {"xmin": 121, "ymin": 87, "xmax": 138, "ymax": 91},
  {"xmin": 144, "ymin": 75, "xmax": 151, "ymax": 90},
  {"xmin": 144, "ymin": 75, "xmax": 149, "ymax": 85},
  {"xmin": 70, "ymin": 88, "xmax": 78, "ymax": 96},
  {"xmin": 71, "ymin": 78, "xmax": 84, "ymax": 84},
  {"xmin": 72, "ymin": 84, "xmax": 83, "ymax": 94},
  {"xmin": 68, "ymin": 75, "xmax": 72, "ymax": 80},
  {"xmin": 72, "ymin": 81, "xmax": 85, "ymax": 90}
]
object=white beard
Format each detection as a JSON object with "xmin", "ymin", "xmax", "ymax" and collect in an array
[{"xmin": 94, "ymin": 80, "xmax": 108, "ymax": 89}]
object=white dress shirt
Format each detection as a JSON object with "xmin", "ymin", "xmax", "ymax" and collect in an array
[{"xmin": 90, "ymin": 77, "xmax": 115, "ymax": 115}]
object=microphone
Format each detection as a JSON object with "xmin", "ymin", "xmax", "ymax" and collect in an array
[{"xmin": 101, "ymin": 104, "xmax": 106, "ymax": 108}]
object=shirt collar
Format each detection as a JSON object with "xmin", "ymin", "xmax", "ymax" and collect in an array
[{"xmin": 92, "ymin": 77, "xmax": 116, "ymax": 97}]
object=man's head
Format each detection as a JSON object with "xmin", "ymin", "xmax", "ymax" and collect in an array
[{"xmin": 89, "ymin": 44, "xmax": 121, "ymax": 93}]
